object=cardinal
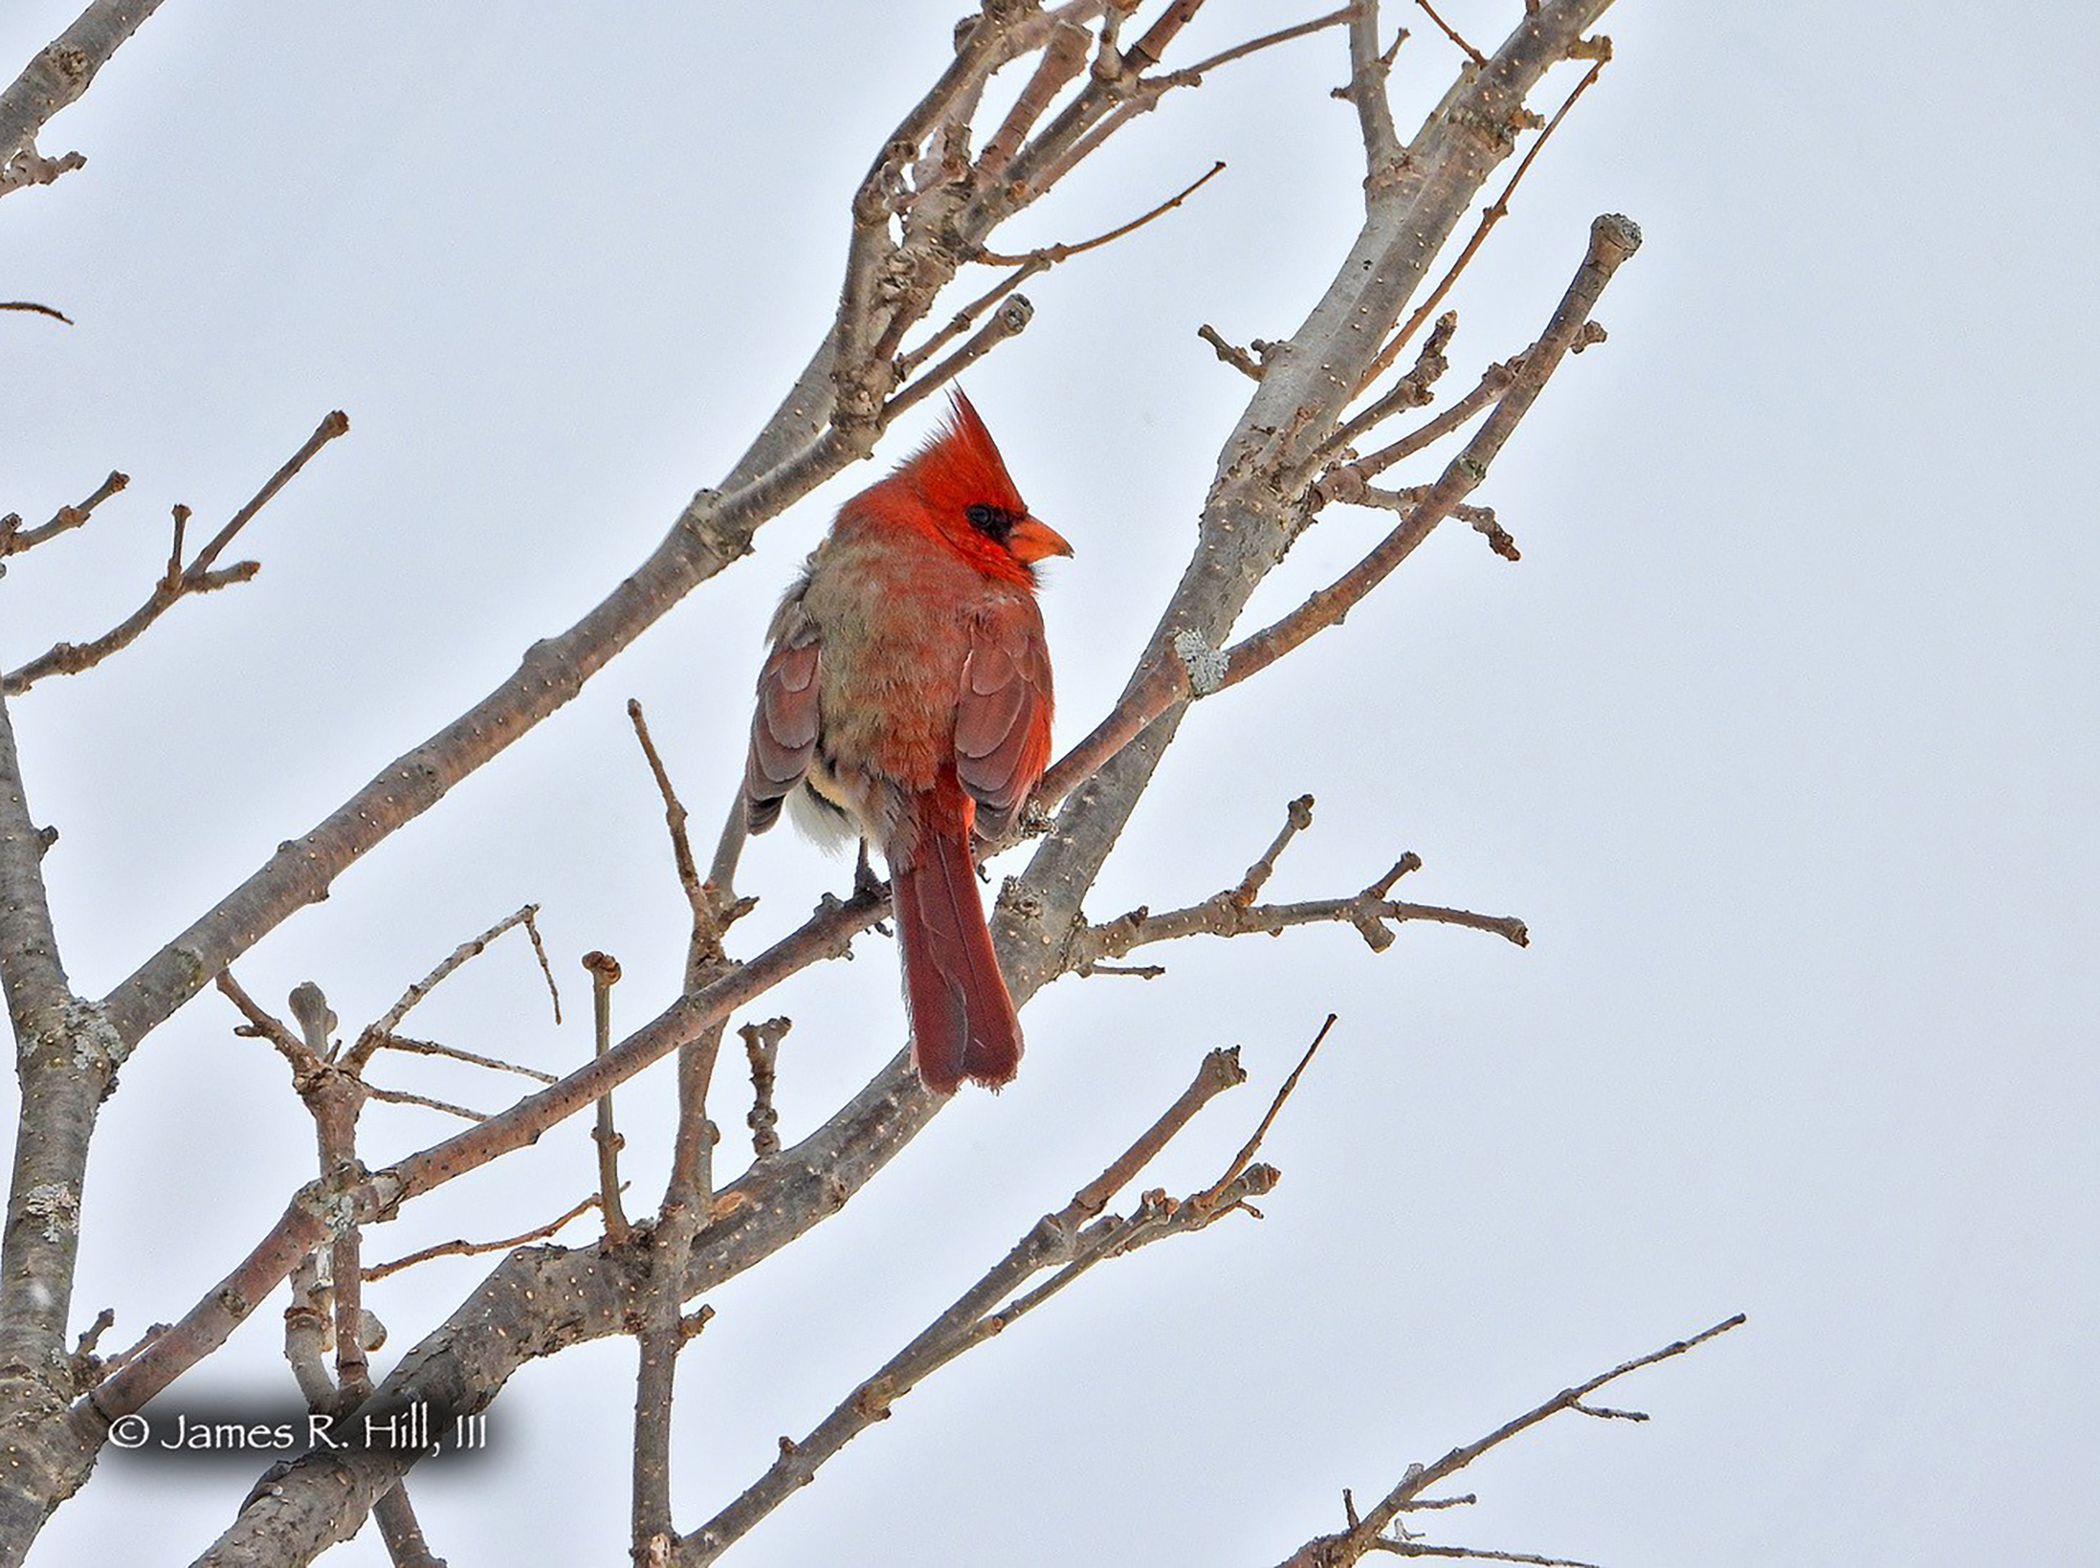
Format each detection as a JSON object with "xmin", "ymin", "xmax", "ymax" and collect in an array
[{"xmin": 743, "ymin": 391, "xmax": 1070, "ymax": 1094}]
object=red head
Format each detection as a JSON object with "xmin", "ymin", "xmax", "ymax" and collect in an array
[{"xmin": 885, "ymin": 390, "xmax": 1073, "ymax": 585}]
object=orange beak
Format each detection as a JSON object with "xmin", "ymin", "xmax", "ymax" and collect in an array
[{"xmin": 1007, "ymin": 514, "xmax": 1073, "ymax": 564}]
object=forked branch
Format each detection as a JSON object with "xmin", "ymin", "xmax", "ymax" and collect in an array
[
  {"xmin": 1276, "ymin": 1315, "xmax": 1747, "ymax": 1566},
  {"xmin": 680, "ymin": 1045, "xmax": 1259, "ymax": 1563},
  {"xmin": 1069, "ymin": 795, "xmax": 1525, "ymax": 978},
  {"xmin": 4, "ymin": 412, "xmax": 348, "ymax": 694}
]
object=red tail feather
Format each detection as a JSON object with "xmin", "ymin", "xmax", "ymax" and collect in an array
[{"xmin": 890, "ymin": 790, "xmax": 1020, "ymax": 1094}]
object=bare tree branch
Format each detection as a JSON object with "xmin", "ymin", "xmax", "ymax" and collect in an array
[
  {"xmin": 1068, "ymin": 794, "xmax": 1525, "ymax": 979},
  {"xmin": 680, "ymin": 1045, "xmax": 1253, "ymax": 1563},
  {"xmin": 0, "ymin": 471, "xmax": 125, "ymax": 558},
  {"xmin": 1358, "ymin": 46, "xmax": 1609, "ymax": 391},
  {"xmin": 1414, "ymin": 0, "xmax": 1487, "ymax": 66},
  {"xmin": 1197, "ymin": 322, "xmax": 1263, "ymax": 380},
  {"xmin": 976, "ymin": 157, "xmax": 1226, "ymax": 268},
  {"xmin": 346, "ymin": 903, "xmax": 556, "ymax": 1070},
  {"xmin": 1221, "ymin": 214, "xmax": 1640, "ymax": 692},
  {"xmin": 1038, "ymin": 6, "xmax": 1359, "ymax": 191},
  {"xmin": 362, "ymin": 1195, "xmax": 600, "ymax": 1285},
  {"xmin": 4, "ymin": 411, "xmax": 349, "ymax": 695},
  {"xmin": 0, "ymin": 299, "xmax": 73, "ymax": 322},
  {"xmin": 583, "ymin": 953, "xmax": 631, "ymax": 1246},
  {"xmin": 0, "ymin": 0, "xmax": 168, "ymax": 198},
  {"xmin": 0, "ymin": 689, "xmax": 101, "ymax": 1387},
  {"xmin": 39, "ymin": 9, "xmax": 1643, "ymax": 1561},
  {"xmin": 1277, "ymin": 1315, "xmax": 1747, "ymax": 1567},
  {"xmin": 1341, "ymin": 0, "xmax": 1404, "ymax": 169},
  {"xmin": 1038, "ymin": 203, "xmax": 1637, "ymax": 808}
]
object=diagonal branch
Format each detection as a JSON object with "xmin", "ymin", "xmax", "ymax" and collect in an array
[
  {"xmin": 138, "ymin": 10, "xmax": 1633, "ymax": 1560},
  {"xmin": 0, "ymin": 0, "xmax": 168, "ymax": 196},
  {"xmin": 0, "ymin": 471, "xmax": 126, "ymax": 558},
  {"xmin": 1277, "ymin": 1315, "xmax": 1748, "ymax": 1567},
  {"xmin": 1033, "ymin": 7, "xmax": 1357, "ymax": 194},
  {"xmin": 346, "ymin": 902, "xmax": 556, "ymax": 1071},
  {"xmin": 678, "ymin": 1045, "xmax": 1252, "ymax": 1563},
  {"xmin": 1357, "ymin": 47, "xmax": 1609, "ymax": 392},
  {"xmin": 975, "ymin": 157, "xmax": 1226, "ymax": 268},
  {"xmin": 1036, "ymin": 206, "xmax": 1636, "ymax": 810},
  {"xmin": 362, "ymin": 1194, "xmax": 600, "ymax": 1285},
  {"xmin": 91, "ymin": 881, "xmax": 894, "ymax": 1423},
  {"xmin": 4, "ymin": 412, "xmax": 348, "ymax": 695},
  {"xmin": 1220, "ymin": 214, "xmax": 1640, "ymax": 692}
]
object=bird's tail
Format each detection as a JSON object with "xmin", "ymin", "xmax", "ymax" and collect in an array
[{"xmin": 891, "ymin": 787, "xmax": 1021, "ymax": 1094}]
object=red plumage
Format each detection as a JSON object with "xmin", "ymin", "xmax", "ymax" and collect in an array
[{"xmin": 743, "ymin": 392, "xmax": 1069, "ymax": 1093}]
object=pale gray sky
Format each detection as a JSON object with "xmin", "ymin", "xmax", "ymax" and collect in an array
[{"xmin": 3, "ymin": 3, "xmax": 2094, "ymax": 1564}]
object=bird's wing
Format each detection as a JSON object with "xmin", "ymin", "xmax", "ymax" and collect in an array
[
  {"xmin": 744, "ymin": 589, "xmax": 822, "ymax": 833},
  {"xmin": 954, "ymin": 595, "xmax": 1055, "ymax": 840}
]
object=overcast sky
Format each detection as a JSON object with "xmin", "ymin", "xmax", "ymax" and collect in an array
[{"xmin": 3, "ymin": 3, "xmax": 2094, "ymax": 1564}]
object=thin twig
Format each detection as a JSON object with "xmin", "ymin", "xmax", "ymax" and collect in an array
[
  {"xmin": 0, "ymin": 470, "xmax": 125, "ymax": 557},
  {"xmin": 0, "ymin": 300, "xmax": 71, "ymax": 323},
  {"xmin": 1371, "ymin": 1546, "xmax": 1600, "ymax": 1566},
  {"xmin": 1035, "ymin": 7, "xmax": 1356, "ymax": 192},
  {"xmin": 5, "ymin": 413, "xmax": 347, "ymax": 694},
  {"xmin": 522, "ymin": 907, "xmax": 561, "ymax": 1026},
  {"xmin": 1317, "ymin": 311, "xmax": 1458, "ymax": 471},
  {"xmin": 894, "ymin": 259, "xmax": 1050, "ymax": 381},
  {"xmin": 1232, "ymin": 794, "xmax": 1318, "ymax": 906},
  {"xmin": 364, "ymin": 1084, "xmax": 485, "ymax": 1122},
  {"xmin": 628, "ymin": 699, "xmax": 749, "ymax": 1205},
  {"xmin": 1197, "ymin": 1014, "xmax": 1335, "ymax": 1210},
  {"xmin": 680, "ymin": 1046, "xmax": 1253, "ymax": 1563},
  {"xmin": 1331, "ymin": 484, "xmax": 1519, "ymax": 561},
  {"xmin": 1198, "ymin": 324, "xmax": 1263, "ymax": 380},
  {"xmin": 216, "ymin": 970, "xmax": 321, "ymax": 1082},
  {"xmin": 629, "ymin": 698, "xmax": 752, "ymax": 990},
  {"xmin": 885, "ymin": 294, "xmax": 1036, "ymax": 421},
  {"xmin": 1071, "ymin": 801, "xmax": 1522, "ymax": 980},
  {"xmin": 1413, "ymin": 0, "xmax": 1485, "ymax": 65},
  {"xmin": 361, "ymin": 1033, "xmax": 559, "ymax": 1086},
  {"xmin": 362, "ymin": 1193, "xmax": 602, "ymax": 1283},
  {"xmin": 350, "ymin": 902, "xmax": 551, "ymax": 1067},
  {"xmin": 1279, "ymin": 1315, "xmax": 1748, "ymax": 1567},
  {"xmin": 1322, "ymin": 353, "xmax": 1523, "ymax": 493},
  {"xmin": 630, "ymin": 700, "xmax": 704, "ymax": 937},
  {"xmin": 1357, "ymin": 51, "xmax": 1607, "ymax": 391},
  {"xmin": 974, "ymin": 158, "xmax": 1225, "ymax": 267},
  {"xmin": 584, "ymin": 952, "xmax": 631, "ymax": 1245}
]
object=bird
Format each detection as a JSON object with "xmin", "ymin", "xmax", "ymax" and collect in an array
[{"xmin": 742, "ymin": 390, "xmax": 1070, "ymax": 1094}]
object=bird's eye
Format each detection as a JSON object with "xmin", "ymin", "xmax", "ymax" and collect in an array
[{"xmin": 965, "ymin": 502, "xmax": 1012, "ymax": 541}]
